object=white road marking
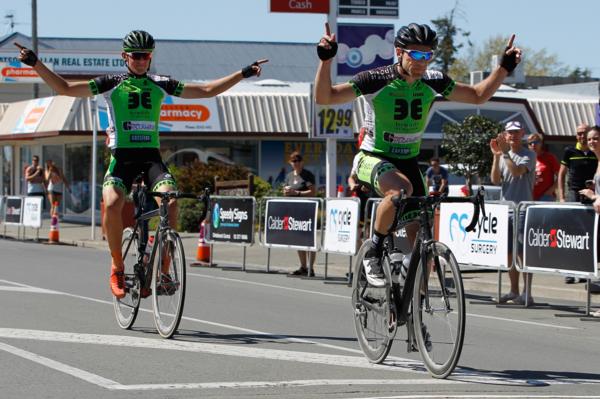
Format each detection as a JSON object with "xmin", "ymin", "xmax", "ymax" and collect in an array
[
  {"xmin": 0, "ymin": 286, "xmax": 62, "ymax": 294},
  {"xmin": 466, "ymin": 313, "xmax": 577, "ymax": 330},
  {"xmin": 0, "ymin": 341, "xmax": 121, "ymax": 389},
  {"xmin": 0, "ymin": 328, "xmax": 420, "ymax": 372},
  {"xmin": 353, "ymin": 396, "xmax": 600, "ymax": 399}
]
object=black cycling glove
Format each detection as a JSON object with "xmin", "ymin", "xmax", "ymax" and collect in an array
[
  {"xmin": 241, "ymin": 61, "xmax": 260, "ymax": 78},
  {"xmin": 317, "ymin": 39, "xmax": 338, "ymax": 61},
  {"xmin": 500, "ymin": 46, "xmax": 518, "ymax": 73},
  {"xmin": 19, "ymin": 46, "xmax": 38, "ymax": 67}
]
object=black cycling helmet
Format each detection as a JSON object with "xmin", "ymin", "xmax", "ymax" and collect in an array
[
  {"xmin": 394, "ymin": 23, "xmax": 438, "ymax": 49},
  {"xmin": 122, "ymin": 30, "xmax": 155, "ymax": 52}
]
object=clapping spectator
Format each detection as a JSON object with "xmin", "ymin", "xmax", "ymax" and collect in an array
[{"xmin": 490, "ymin": 121, "xmax": 536, "ymax": 306}]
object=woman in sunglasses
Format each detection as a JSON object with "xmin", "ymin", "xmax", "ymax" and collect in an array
[
  {"xmin": 15, "ymin": 31, "xmax": 267, "ymax": 299},
  {"xmin": 528, "ymin": 132, "xmax": 560, "ymax": 201},
  {"xmin": 314, "ymin": 22, "xmax": 522, "ymax": 286}
]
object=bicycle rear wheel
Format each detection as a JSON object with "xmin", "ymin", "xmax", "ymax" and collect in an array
[
  {"xmin": 152, "ymin": 230, "xmax": 186, "ymax": 338},
  {"xmin": 351, "ymin": 240, "xmax": 396, "ymax": 363},
  {"xmin": 113, "ymin": 227, "xmax": 141, "ymax": 329},
  {"xmin": 412, "ymin": 241, "xmax": 465, "ymax": 378}
]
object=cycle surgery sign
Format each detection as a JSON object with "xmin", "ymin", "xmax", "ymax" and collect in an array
[
  {"xmin": 438, "ymin": 203, "xmax": 509, "ymax": 269},
  {"xmin": 264, "ymin": 199, "xmax": 319, "ymax": 250},
  {"xmin": 522, "ymin": 204, "xmax": 597, "ymax": 276},
  {"xmin": 323, "ymin": 198, "xmax": 360, "ymax": 255},
  {"xmin": 208, "ymin": 197, "xmax": 254, "ymax": 245}
]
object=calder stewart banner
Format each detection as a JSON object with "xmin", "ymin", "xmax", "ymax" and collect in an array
[
  {"xmin": 264, "ymin": 199, "xmax": 319, "ymax": 250},
  {"xmin": 523, "ymin": 204, "xmax": 597, "ymax": 276}
]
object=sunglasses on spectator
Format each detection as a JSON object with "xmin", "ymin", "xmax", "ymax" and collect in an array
[
  {"xmin": 403, "ymin": 49, "xmax": 434, "ymax": 61},
  {"xmin": 290, "ymin": 159, "xmax": 302, "ymax": 163},
  {"xmin": 127, "ymin": 52, "xmax": 152, "ymax": 60},
  {"xmin": 528, "ymin": 141, "xmax": 540, "ymax": 145}
]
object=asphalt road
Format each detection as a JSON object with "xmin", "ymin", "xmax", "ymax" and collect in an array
[{"xmin": 1, "ymin": 238, "xmax": 600, "ymax": 399}]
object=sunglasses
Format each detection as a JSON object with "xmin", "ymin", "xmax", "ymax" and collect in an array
[
  {"xmin": 403, "ymin": 49, "xmax": 434, "ymax": 61},
  {"xmin": 127, "ymin": 52, "xmax": 152, "ymax": 60},
  {"xmin": 290, "ymin": 159, "xmax": 302, "ymax": 163},
  {"xmin": 528, "ymin": 140, "xmax": 540, "ymax": 145}
]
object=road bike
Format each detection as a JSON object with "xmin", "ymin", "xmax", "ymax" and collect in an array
[
  {"xmin": 352, "ymin": 188, "xmax": 485, "ymax": 378},
  {"xmin": 113, "ymin": 178, "xmax": 209, "ymax": 338}
]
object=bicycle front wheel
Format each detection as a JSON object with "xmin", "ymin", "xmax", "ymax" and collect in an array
[
  {"xmin": 152, "ymin": 230, "xmax": 186, "ymax": 338},
  {"xmin": 351, "ymin": 240, "xmax": 395, "ymax": 363},
  {"xmin": 412, "ymin": 241, "xmax": 465, "ymax": 378},
  {"xmin": 113, "ymin": 227, "xmax": 141, "ymax": 329}
]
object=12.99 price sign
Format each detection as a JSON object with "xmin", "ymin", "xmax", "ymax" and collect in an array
[{"xmin": 313, "ymin": 103, "xmax": 354, "ymax": 139}]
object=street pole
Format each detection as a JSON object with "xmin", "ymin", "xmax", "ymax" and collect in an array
[
  {"xmin": 90, "ymin": 98, "xmax": 98, "ymax": 240},
  {"xmin": 326, "ymin": 0, "xmax": 337, "ymax": 198},
  {"xmin": 31, "ymin": 0, "xmax": 39, "ymax": 99}
]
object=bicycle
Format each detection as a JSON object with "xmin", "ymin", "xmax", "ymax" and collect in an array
[
  {"xmin": 113, "ymin": 178, "xmax": 210, "ymax": 338},
  {"xmin": 352, "ymin": 187, "xmax": 485, "ymax": 378}
]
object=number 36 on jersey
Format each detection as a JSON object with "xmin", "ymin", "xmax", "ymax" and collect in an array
[{"xmin": 312, "ymin": 103, "xmax": 354, "ymax": 139}]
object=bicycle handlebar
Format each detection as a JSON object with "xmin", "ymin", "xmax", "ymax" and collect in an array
[{"xmin": 391, "ymin": 186, "xmax": 486, "ymax": 233}]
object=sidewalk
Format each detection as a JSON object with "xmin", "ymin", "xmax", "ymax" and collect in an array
[{"xmin": 2, "ymin": 219, "xmax": 599, "ymax": 308}]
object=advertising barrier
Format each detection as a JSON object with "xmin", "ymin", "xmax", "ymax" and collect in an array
[
  {"xmin": 438, "ymin": 202, "xmax": 511, "ymax": 270},
  {"xmin": 207, "ymin": 196, "xmax": 255, "ymax": 245},
  {"xmin": 263, "ymin": 198, "xmax": 320, "ymax": 250},
  {"xmin": 22, "ymin": 197, "xmax": 43, "ymax": 229},
  {"xmin": 4, "ymin": 196, "xmax": 23, "ymax": 225},
  {"xmin": 522, "ymin": 203, "xmax": 598, "ymax": 278},
  {"xmin": 322, "ymin": 198, "xmax": 360, "ymax": 255}
]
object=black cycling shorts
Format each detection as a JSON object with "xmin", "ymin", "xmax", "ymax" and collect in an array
[{"xmin": 103, "ymin": 148, "xmax": 177, "ymax": 194}]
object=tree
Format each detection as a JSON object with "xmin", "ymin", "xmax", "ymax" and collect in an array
[
  {"xmin": 441, "ymin": 115, "xmax": 502, "ymax": 194},
  {"xmin": 430, "ymin": 1, "xmax": 471, "ymax": 74}
]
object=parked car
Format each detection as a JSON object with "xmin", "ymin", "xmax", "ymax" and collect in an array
[{"xmin": 441, "ymin": 164, "xmax": 501, "ymax": 201}]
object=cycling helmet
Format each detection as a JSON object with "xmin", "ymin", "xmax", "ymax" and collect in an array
[
  {"xmin": 122, "ymin": 30, "xmax": 155, "ymax": 52},
  {"xmin": 394, "ymin": 23, "xmax": 438, "ymax": 49}
]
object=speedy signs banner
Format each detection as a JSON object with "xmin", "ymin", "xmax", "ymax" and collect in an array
[
  {"xmin": 208, "ymin": 196, "xmax": 255, "ymax": 245},
  {"xmin": 264, "ymin": 199, "xmax": 319, "ymax": 250},
  {"xmin": 523, "ymin": 204, "xmax": 597, "ymax": 276},
  {"xmin": 12, "ymin": 97, "xmax": 54, "ymax": 134},
  {"xmin": 323, "ymin": 198, "xmax": 360, "ymax": 255},
  {"xmin": 96, "ymin": 95, "xmax": 221, "ymax": 132},
  {"xmin": 438, "ymin": 203, "xmax": 510, "ymax": 269}
]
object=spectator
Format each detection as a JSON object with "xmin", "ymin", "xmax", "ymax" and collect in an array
[
  {"xmin": 490, "ymin": 120, "xmax": 536, "ymax": 306},
  {"xmin": 528, "ymin": 133, "xmax": 559, "ymax": 201},
  {"xmin": 25, "ymin": 155, "xmax": 45, "ymax": 198},
  {"xmin": 283, "ymin": 151, "xmax": 317, "ymax": 277},
  {"xmin": 45, "ymin": 159, "xmax": 70, "ymax": 217},
  {"xmin": 575, "ymin": 126, "xmax": 600, "ymax": 300},
  {"xmin": 558, "ymin": 123, "xmax": 597, "ymax": 203},
  {"xmin": 425, "ymin": 157, "xmax": 449, "ymax": 195},
  {"xmin": 557, "ymin": 123, "xmax": 597, "ymax": 284}
]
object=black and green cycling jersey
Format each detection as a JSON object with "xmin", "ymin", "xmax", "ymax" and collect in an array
[
  {"xmin": 89, "ymin": 73, "xmax": 184, "ymax": 149},
  {"xmin": 349, "ymin": 64, "xmax": 456, "ymax": 159}
]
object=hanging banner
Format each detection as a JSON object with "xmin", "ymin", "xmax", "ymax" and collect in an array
[
  {"xmin": 337, "ymin": 23, "xmax": 395, "ymax": 77},
  {"xmin": 264, "ymin": 199, "xmax": 319, "ymax": 250},
  {"xmin": 0, "ymin": 61, "xmax": 52, "ymax": 83},
  {"xmin": 4, "ymin": 196, "xmax": 23, "ymax": 225},
  {"xmin": 438, "ymin": 203, "xmax": 510, "ymax": 270},
  {"xmin": 312, "ymin": 102, "xmax": 354, "ymax": 139},
  {"xmin": 208, "ymin": 196, "xmax": 255, "ymax": 245},
  {"xmin": 22, "ymin": 196, "xmax": 43, "ymax": 228},
  {"xmin": 96, "ymin": 95, "xmax": 221, "ymax": 132},
  {"xmin": 522, "ymin": 204, "xmax": 597, "ymax": 276},
  {"xmin": 270, "ymin": 0, "xmax": 329, "ymax": 13},
  {"xmin": 12, "ymin": 97, "xmax": 54, "ymax": 134},
  {"xmin": 323, "ymin": 198, "xmax": 360, "ymax": 255}
]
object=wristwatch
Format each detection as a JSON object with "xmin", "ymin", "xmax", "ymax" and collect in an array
[{"xmin": 502, "ymin": 152, "xmax": 510, "ymax": 159}]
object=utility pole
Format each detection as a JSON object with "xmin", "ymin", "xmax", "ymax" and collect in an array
[{"xmin": 32, "ymin": 0, "xmax": 39, "ymax": 99}]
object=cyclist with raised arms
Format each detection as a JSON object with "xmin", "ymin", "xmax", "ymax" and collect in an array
[
  {"xmin": 15, "ymin": 31, "xmax": 267, "ymax": 298},
  {"xmin": 315, "ymin": 23, "xmax": 521, "ymax": 287}
]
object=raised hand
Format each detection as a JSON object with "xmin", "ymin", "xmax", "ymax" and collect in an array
[
  {"xmin": 241, "ymin": 59, "xmax": 269, "ymax": 78},
  {"xmin": 14, "ymin": 42, "xmax": 38, "ymax": 67},
  {"xmin": 317, "ymin": 22, "xmax": 338, "ymax": 61},
  {"xmin": 499, "ymin": 34, "xmax": 522, "ymax": 73}
]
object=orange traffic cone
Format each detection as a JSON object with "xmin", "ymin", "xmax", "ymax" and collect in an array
[
  {"xmin": 48, "ymin": 202, "xmax": 60, "ymax": 244},
  {"xmin": 191, "ymin": 220, "xmax": 212, "ymax": 266}
]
